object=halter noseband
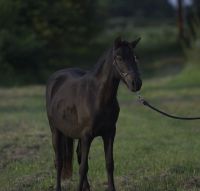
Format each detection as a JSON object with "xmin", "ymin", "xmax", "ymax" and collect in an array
[{"xmin": 112, "ymin": 57, "xmax": 135, "ymax": 79}]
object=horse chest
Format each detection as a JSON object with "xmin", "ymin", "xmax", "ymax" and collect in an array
[{"xmin": 92, "ymin": 104, "xmax": 120, "ymax": 136}]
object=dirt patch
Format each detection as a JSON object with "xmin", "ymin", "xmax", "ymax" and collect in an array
[
  {"xmin": 0, "ymin": 144, "xmax": 40, "ymax": 169},
  {"xmin": 182, "ymin": 176, "xmax": 200, "ymax": 190},
  {"xmin": 113, "ymin": 176, "xmax": 138, "ymax": 191},
  {"xmin": 9, "ymin": 171, "xmax": 51, "ymax": 191}
]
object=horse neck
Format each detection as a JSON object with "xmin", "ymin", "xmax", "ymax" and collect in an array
[{"xmin": 93, "ymin": 48, "xmax": 120, "ymax": 105}]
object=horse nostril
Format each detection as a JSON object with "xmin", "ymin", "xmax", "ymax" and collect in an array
[
  {"xmin": 138, "ymin": 79, "xmax": 142, "ymax": 88},
  {"xmin": 132, "ymin": 80, "xmax": 135, "ymax": 88},
  {"xmin": 133, "ymin": 78, "xmax": 142, "ymax": 91}
]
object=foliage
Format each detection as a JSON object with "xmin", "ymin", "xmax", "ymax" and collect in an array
[
  {"xmin": 173, "ymin": 27, "xmax": 200, "ymax": 87},
  {"xmin": 0, "ymin": 0, "xmax": 187, "ymax": 85},
  {"xmin": 0, "ymin": 0, "xmax": 100, "ymax": 84},
  {"xmin": 107, "ymin": 0, "xmax": 174, "ymax": 18}
]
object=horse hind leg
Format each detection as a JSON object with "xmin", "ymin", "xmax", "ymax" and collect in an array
[{"xmin": 52, "ymin": 128, "xmax": 63, "ymax": 191}]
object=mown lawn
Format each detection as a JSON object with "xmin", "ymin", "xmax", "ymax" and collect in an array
[{"xmin": 0, "ymin": 65, "xmax": 200, "ymax": 191}]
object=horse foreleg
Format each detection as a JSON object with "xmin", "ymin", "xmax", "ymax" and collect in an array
[
  {"xmin": 76, "ymin": 139, "xmax": 90, "ymax": 191},
  {"xmin": 77, "ymin": 136, "xmax": 92, "ymax": 191},
  {"xmin": 103, "ymin": 128, "xmax": 116, "ymax": 191}
]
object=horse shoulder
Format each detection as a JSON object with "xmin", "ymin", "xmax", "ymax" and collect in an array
[{"xmin": 46, "ymin": 68, "xmax": 86, "ymax": 116}]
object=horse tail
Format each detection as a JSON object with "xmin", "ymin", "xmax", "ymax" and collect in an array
[{"xmin": 61, "ymin": 137, "xmax": 74, "ymax": 180}]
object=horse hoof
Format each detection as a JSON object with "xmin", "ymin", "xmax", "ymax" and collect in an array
[
  {"xmin": 83, "ymin": 182, "xmax": 90, "ymax": 191},
  {"xmin": 83, "ymin": 188, "xmax": 90, "ymax": 191},
  {"xmin": 106, "ymin": 187, "xmax": 116, "ymax": 191},
  {"xmin": 56, "ymin": 186, "xmax": 61, "ymax": 191}
]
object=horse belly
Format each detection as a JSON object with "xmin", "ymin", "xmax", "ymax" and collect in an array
[{"xmin": 51, "ymin": 106, "xmax": 82, "ymax": 138}]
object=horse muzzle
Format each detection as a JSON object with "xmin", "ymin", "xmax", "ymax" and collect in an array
[{"xmin": 127, "ymin": 78, "xmax": 142, "ymax": 92}]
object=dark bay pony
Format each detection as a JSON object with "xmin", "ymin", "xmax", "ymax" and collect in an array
[{"xmin": 46, "ymin": 37, "xmax": 142, "ymax": 191}]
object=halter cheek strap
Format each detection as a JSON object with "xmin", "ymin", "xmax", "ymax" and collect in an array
[{"xmin": 113, "ymin": 58, "xmax": 134, "ymax": 78}]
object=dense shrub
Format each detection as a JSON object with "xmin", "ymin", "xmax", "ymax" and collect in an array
[{"xmin": 0, "ymin": 0, "xmax": 100, "ymax": 84}]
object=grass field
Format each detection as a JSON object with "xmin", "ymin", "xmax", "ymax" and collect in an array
[{"xmin": 0, "ymin": 63, "xmax": 200, "ymax": 191}]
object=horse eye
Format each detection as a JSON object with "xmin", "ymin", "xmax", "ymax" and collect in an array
[
  {"xmin": 117, "ymin": 56, "xmax": 123, "ymax": 61},
  {"xmin": 134, "ymin": 55, "xmax": 139, "ymax": 61}
]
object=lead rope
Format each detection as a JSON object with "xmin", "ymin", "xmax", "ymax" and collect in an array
[{"xmin": 136, "ymin": 92, "xmax": 200, "ymax": 120}]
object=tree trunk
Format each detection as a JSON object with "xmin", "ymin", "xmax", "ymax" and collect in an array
[{"xmin": 177, "ymin": 0, "xmax": 184, "ymax": 38}]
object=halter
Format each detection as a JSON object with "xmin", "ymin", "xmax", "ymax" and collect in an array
[
  {"xmin": 112, "ymin": 44, "xmax": 140, "ymax": 81},
  {"xmin": 136, "ymin": 92, "xmax": 200, "ymax": 120},
  {"xmin": 112, "ymin": 58, "xmax": 135, "ymax": 79}
]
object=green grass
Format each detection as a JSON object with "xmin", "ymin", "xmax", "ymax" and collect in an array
[{"xmin": 0, "ymin": 64, "xmax": 200, "ymax": 191}]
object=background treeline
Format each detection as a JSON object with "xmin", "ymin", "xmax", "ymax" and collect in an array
[
  {"xmin": 0, "ymin": 0, "xmax": 99, "ymax": 84},
  {"xmin": 0, "ymin": 0, "xmax": 199, "ymax": 85}
]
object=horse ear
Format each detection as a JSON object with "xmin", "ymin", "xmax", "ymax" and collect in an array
[
  {"xmin": 114, "ymin": 36, "xmax": 121, "ymax": 49},
  {"xmin": 131, "ymin": 37, "xmax": 141, "ymax": 48}
]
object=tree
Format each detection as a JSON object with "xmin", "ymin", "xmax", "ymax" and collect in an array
[
  {"xmin": 107, "ymin": 0, "xmax": 174, "ymax": 19},
  {"xmin": 177, "ymin": 0, "xmax": 184, "ymax": 38},
  {"xmin": 0, "ymin": 0, "xmax": 100, "ymax": 83}
]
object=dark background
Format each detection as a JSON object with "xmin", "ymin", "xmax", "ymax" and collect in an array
[{"xmin": 0, "ymin": 0, "xmax": 199, "ymax": 85}]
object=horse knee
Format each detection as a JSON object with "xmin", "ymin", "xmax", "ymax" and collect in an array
[
  {"xmin": 106, "ymin": 161, "xmax": 114, "ymax": 172},
  {"xmin": 79, "ymin": 162, "xmax": 88, "ymax": 176}
]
